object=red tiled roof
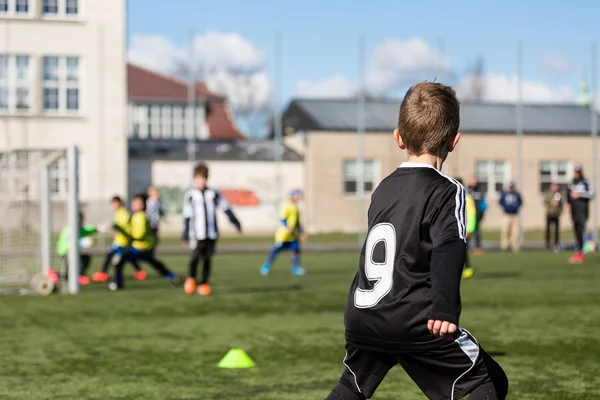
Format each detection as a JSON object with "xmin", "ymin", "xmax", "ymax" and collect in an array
[
  {"xmin": 207, "ymin": 102, "xmax": 245, "ymax": 140},
  {"xmin": 127, "ymin": 63, "xmax": 245, "ymax": 139}
]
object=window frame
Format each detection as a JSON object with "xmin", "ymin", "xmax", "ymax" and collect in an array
[
  {"xmin": 41, "ymin": 0, "xmax": 82, "ymax": 20},
  {"xmin": 0, "ymin": 54, "xmax": 34, "ymax": 115},
  {"xmin": 42, "ymin": 55, "xmax": 81, "ymax": 115},
  {"xmin": 343, "ymin": 159, "xmax": 379, "ymax": 197},
  {"xmin": 475, "ymin": 160, "xmax": 512, "ymax": 198},
  {"xmin": 539, "ymin": 161, "xmax": 572, "ymax": 194},
  {"xmin": 0, "ymin": 0, "xmax": 35, "ymax": 18}
]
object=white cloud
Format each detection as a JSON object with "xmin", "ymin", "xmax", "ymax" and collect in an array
[
  {"xmin": 128, "ymin": 31, "xmax": 271, "ymax": 111},
  {"xmin": 366, "ymin": 38, "xmax": 449, "ymax": 94},
  {"xmin": 456, "ymin": 72, "xmax": 575, "ymax": 103},
  {"xmin": 296, "ymin": 75, "xmax": 355, "ymax": 98},
  {"xmin": 294, "ymin": 38, "xmax": 448, "ymax": 98},
  {"xmin": 296, "ymin": 38, "xmax": 576, "ymax": 104},
  {"xmin": 542, "ymin": 54, "xmax": 574, "ymax": 75}
]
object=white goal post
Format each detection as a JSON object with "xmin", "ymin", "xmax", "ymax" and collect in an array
[{"xmin": 0, "ymin": 145, "xmax": 80, "ymax": 295}]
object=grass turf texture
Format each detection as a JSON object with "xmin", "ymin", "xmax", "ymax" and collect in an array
[{"xmin": 1, "ymin": 251, "xmax": 599, "ymax": 399}]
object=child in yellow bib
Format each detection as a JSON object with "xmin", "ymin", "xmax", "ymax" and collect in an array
[{"xmin": 261, "ymin": 189, "xmax": 306, "ymax": 276}]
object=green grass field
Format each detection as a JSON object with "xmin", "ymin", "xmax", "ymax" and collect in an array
[{"xmin": 1, "ymin": 250, "xmax": 599, "ymax": 399}]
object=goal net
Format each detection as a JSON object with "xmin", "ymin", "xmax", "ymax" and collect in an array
[{"xmin": 0, "ymin": 146, "xmax": 80, "ymax": 295}]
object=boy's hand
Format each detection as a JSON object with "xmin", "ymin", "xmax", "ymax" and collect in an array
[
  {"xmin": 427, "ymin": 319, "xmax": 457, "ymax": 337},
  {"xmin": 182, "ymin": 241, "xmax": 189, "ymax": 247},
  {"xmin": 300, "ymin": 233, "xmax": 308, "ymax": 243}
]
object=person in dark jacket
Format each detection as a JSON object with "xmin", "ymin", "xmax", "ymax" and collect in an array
[
  {"xmin": 499, "ymin": 181, "xmax": 523, "ymax": 252},
  {"xmin": 543, "ymin": 182, "xmax": 563, "ymax": 251},
  {"xmin": 566, "ymin": 163, "xmax": 594, "ymax": 264}
]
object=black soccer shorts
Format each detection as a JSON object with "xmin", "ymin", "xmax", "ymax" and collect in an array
[
  {"xmin": 190, "ymin": 239, "xmax": 217, "ymax": 259},
  {"xmin": 338, "ymin": 329, "xmax": 507, "ymax": 400}
]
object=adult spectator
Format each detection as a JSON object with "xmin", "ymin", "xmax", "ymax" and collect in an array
[
  {"xmin": 566, "ymin": 164, "xmax": 594, "ymax": 264},
  {"xmin": 499, "ymin": 181, "xmax": 523, "ymax": 252},
  {"xmin": 543, "ymin": 182, "xmax": 563, "ymax": 251},
  {"xmin": 467, "ymin": 175, "xmax": 487, "ymax": 254}
]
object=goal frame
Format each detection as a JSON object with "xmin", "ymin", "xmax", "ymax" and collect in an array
[{"xmin": 39, "ymin": 145, "xmax": 80, "ymax": 294}]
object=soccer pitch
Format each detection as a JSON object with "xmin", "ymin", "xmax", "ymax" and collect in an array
[{"xmin": 0, "ymin": 251, "xmax": 599, "ymax": 399}]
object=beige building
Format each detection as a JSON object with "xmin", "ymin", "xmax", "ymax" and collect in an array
[
  {"xmin": 281, "ymin": 98, "xmax": 600, "ymax": 232},
  {"xmin": 0, "ymin": 0, "xmax": 127, "ymax": 222}
]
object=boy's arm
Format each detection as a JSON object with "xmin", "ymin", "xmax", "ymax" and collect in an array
[
  {"xmin": 428, "ymin": 183, "xmax": 467, "ymax": 334},
  {"xmin": 216, "ymin": 191, "xmax": 242, "ymax": 232}
]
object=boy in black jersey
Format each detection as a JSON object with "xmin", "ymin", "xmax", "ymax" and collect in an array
[{"xmin": 326, "ymin": 82, "xmax": 508, "ymax": 400}]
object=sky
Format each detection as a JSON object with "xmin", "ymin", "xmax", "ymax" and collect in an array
[{"xmin": 127, "ymin": 0, "xmax": 600, "ymax": 132}]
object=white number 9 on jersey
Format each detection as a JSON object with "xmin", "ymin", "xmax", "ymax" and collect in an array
[{"xmin": 354, "ymin": 223, "xmax": 396, "ymax": 309}]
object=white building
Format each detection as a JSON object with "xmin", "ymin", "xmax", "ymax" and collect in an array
[{"xmin": 0, "ymin": 0, "xmax": 127, "ymax": 223}]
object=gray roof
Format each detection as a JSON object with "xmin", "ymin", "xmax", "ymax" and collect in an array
[
  {"xmin": 286, "ymin": 98, "xmax": 600, "ymax": 135},
  {"xmin": 128, "ymin": 139, "xmax": 303, "ymax": 162}
]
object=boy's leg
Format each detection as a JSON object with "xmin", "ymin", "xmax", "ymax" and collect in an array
[
  {"xmin": 554, "ymin": 216, "xmax": 560, "ymax": 247},
  {"xmin": 261, "ymin": 242, "xmax": 289, "ymax": 275},
  {"xmin": 397, "ymin": 329, "xmax": 508, "ymax": 400},
  {"xmin": 289, "ymin": 240, "xmax": 305, "ymax": 275},
  {"xmin": 325, "ymin": 344, "xmax": 396, "ymax": 400},
  {"xmin": 140, "ymin": 250, "xmax": 179, "ymax": 284},
  {"xmin": 184, "ymin": 242, "xmax": 202, "ymax": 294},
  {"xmin": 199, "ymin": 240, "xmax": 216, "ymax": 285},
  {"xmin": 80, "ymin": 254, "xmax": 92, "ymax": 276}
]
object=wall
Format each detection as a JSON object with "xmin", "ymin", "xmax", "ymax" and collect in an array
[
  {"xmin": 0, "ymin": 0, "xmax": 128, "ymax": 224},
  {"xmin": 446, "ymin": 133, "xmax": 597, "ymax": 231},
  {"xmin": 304, "ymin": 131, "xmax": 406, "ymax": 233},
  {"xmin": 305, "ymin": 130, "xmax": 600, "ymax": 234},
  {"xmin": 129, "ymin": 159, "xmax": 304, "ymax": 235}
]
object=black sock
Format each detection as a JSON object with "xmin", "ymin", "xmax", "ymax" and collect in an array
[
  {"xmin": 188, "ymin": 255, "xmax": 200, "ymax": 280},
  {"xmin": 200, "ymin": 257, "xmax": 212, "ymax": 285},
  {"xmin": 130, "ymin": 260, "xmax": 142, "ymax": 272},
  {"xmin": 100, "ymin": 253, "xmax": 113, "ymax": 273}
]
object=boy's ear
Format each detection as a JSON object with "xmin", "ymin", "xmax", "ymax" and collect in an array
[
  {"xmin": 393, "ymin": 129, "xmax": 406, "ymax": 149},
  {"xmin": 448, "ymin": 132, "xmax": 461, "ymax": 152}
]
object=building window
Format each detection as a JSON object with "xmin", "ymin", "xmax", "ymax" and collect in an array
[
  {"xmin": 0, "ymin": 54, "xmax": 32, "ymax": 113},
  {"xmin": 42, "ymin": 56, "xmax": 80, "ymax": 113},
  {"xmin": 48, "ymin": 158, "xmax": 68, "ymax": 197},
  {"xmin": 15, "ymin": 0, "xmax": 27, "ymax": 12},
  {"xmin": 173, "ymin": 106, "xmax": 183, "ymax": 137},
  {"xmin": 150, "ymin": 105, "xmax": 160, "ymax": 138},
  {"xmin": 65, "ymin": 0, "xmax": 76, "ymax": 14},
  {"xmin": 0, "ymin": 0, "xmax": 33, "ymax": 15},
  {"xmin": 43, "ymin": 0, "xmax": 78, "ymax": 17},
  {"xmin": 161, "ymin": 105, "xmax": 172, "ymax": 138},
  {"xmin": 475, "ymin": 160, "xmax": 511, "ymax": 195},
  {"xmin": 343, "ymin": 160, "xmax": 377, "ymax": 195},
  {"xmin": 540, "ymin": 161, "xmax": 571, "ymax": 193}
]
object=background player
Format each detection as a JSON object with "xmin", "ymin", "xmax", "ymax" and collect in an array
[
  {"xmin": 56, "ymin": 212, "xmax": 97, "ymax": 285},
  {"xmin": 146, "ymin": 187, "xmax": 164, "ymax": 248},
  {"xmin": 109, "ymin": 194, "xmax": 180, "ymax": 291},
  {"xmin": 567, "ymin": 163, "xmax": 594, "ymax": 264},
  {"xmin": 260, "ymin": 189, "xmax": 306, "ymax": 276},
  {"xmin": 326, "ymin": 82, "xmax": 508, "ymax": 400},
  {"xmin": 92, "ymin": 196, "xmax": 146, "ymax": 282},
  {"xmin": 456, "ymin": 178, "xmax": 477, "ymax": 279},
  {"xmin": 182, "ymin": 163, "xmax": 242, "ymax": 296}
]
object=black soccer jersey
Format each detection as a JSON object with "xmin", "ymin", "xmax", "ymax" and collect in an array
[
  {"xmin": 344, "ymin": 162, "xmax": 467, "ymax": 352},
  {"xmin": 567, "ymin": 177, "xmax": 594, "ymax": 215}
]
